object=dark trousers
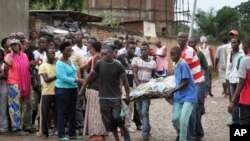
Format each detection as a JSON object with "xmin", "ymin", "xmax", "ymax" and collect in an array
[
  {"xmin": 205, "ymin": 66, "xmax": 212, "ymax": 94},
  {"xmin": 226, "ymin": 80, "xmax": 231, "ymax": 101},
  {"xmin": 76, "ymin": 98, "xmax": 84, "ymax": 129},
  {"xmin": 187, "ymin": 83, "xmax": 205, "ymax": 140},
  {"xmin": 55, "ymin": 87, "xmax": 77, "ymax": 138},
  {"xmin": 99, "ymin": 99, "xmax": 124, "ymax": 132},
  {"xmin": 240, "ymin": 104, "xmax": 250, "ymax": 125},
  {"xmin": 133, "ymin": 102, "xmax": 142, "ymax": 127},
  {"xmin": 42, "ymin": 95, "xmax": 56, "ymax": 136}
]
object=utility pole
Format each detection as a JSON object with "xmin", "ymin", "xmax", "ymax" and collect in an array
[{"xmin": 188, "ymin": 0, "xmax": 197, "ymax": 38}]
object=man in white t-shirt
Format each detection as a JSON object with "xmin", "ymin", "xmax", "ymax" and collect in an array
[
  {"xmin": 199, "ymin": 36, "xmax": 215, "ymax": 97},
  {"xmin": 32, "ymin": 36, "xmax": 49, "ymax": 134},
  {"xmin": 118, "ymin": 34, "xmax": 141, "ymax": 57},
  {"xmin": 215, "ymin": 37, "xmax": 228, "ymax": 97},
  {"xmin": 224, "ymin": 29, "xmax": 242, "ymax": 100},
  {"xmin": 72, "ymin": 31, "xmax": 87, "ymax": 135},
  {"xmin": 72, "ymin": 31, "xmax": 88, "ymax": 62},
  {"xmin": 226, "ymin": 37, "xmax": 244, "ymax": 125}
]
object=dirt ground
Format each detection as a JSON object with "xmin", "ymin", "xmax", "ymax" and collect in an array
[{"xmin": 0, "ymin": 80, "xmax": 230, "ymax": 141}]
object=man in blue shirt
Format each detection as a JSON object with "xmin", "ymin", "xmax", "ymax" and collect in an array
[{"xmin": 165, "ymin": 46, "xmax": 197, "ymax": 141}]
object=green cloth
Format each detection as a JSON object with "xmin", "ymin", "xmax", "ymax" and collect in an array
[
  {"xmin": 197, "ymin": 51, "xmax": 208, "ymax": 70},
  {"xmin": 236, "ymin": 56, "xmax": 244, "ymax": 69}
]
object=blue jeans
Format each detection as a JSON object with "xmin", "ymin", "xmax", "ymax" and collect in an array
[
  {"xmin": 173, "ymin": 102, "xmax": 194, "ymax": 141},
  {"xmin": 229, "ymin": 83, "xmax": 240, "ymax": 124},
  {"xmin": 136, "ymin": 100, "xmax": 151, "ymax": 137},
  {"xmin": 187, "ymin": 83, "xmax": 205, "ymax": 140},
  {"xmin": 55, "ymin": 87, "xmax": 78, "ymax": 138}
]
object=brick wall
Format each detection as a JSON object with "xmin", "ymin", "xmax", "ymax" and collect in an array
[
  {"xmin": 122, "ymin": 22, "xmax": 144, "ymax": 33},
  {"xmin": 87, "ymin": 24, "xmax": 177, "ymax": 74},
  {"xmin": 87, "ymin": 0, "xmax": 175, "ymax": 35},
  {"xmin": 88, "ymin": 0, "xmax": 174, "ymax": 22},
  {"xmin": 87, "ymin": 24, "xmax": 219, "ymax": 75}
]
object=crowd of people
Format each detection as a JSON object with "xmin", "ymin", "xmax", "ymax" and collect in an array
[{"xmin": 0, "ymin": 29, "xmax": 249, "ymax": 141}]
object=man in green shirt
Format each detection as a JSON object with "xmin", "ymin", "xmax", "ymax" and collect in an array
[{"xmin": 188, "ymin": 37, "xmax": 208, "ymax": 73}]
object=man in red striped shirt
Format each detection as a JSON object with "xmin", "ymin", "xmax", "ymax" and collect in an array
[{"xmin": 177, "ymin": 32, "xmax": 205, "ymax": 141}]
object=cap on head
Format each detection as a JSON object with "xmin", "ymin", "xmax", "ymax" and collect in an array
[
  {"xmin": 229, "ymin": 29, "xmax": 239, "ymax": 36},
  {"xmin": 9, "ymin": 39, "xmax": 21, "ymax": 45}
]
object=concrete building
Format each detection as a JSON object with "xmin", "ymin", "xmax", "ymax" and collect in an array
[
  {"xmin": 86, "ymin": 0, "xmax": 175, "ymax": 36},
  {"xmin": 0, "ymin": 0, "xmax": 29, "ymax": 40}
]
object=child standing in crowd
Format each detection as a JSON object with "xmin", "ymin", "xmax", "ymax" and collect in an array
[
  {"xmin": 0, "ymin": 49, "xmax": 8, "ymax": 133},
  {"xmin": 38, "ymin": 47, "xmax": 57, "ymax": 139},
  {"xmin": 228, "ymin": 37, "xmax": 250, "ymax": 125},
  {"xmin": 165, "ymin": 47, "xmax": 196, "ymax": 141},
  {"xmin": 132, "ymin": 42, "xmax": 156, "ymax": 141}
]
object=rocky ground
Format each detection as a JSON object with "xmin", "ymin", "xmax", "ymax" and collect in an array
[{"xmin": 0, "ymin": 80, "xmax": 230, "ymax": 141}]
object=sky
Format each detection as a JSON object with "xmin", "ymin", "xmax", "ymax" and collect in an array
[
  {"xmin": 189, "ymin": 0, "xmax": 249, "ymax": 12},
  {"xmin": 181, "ymin": 0, "xmax": 249, "ymax": 28}
]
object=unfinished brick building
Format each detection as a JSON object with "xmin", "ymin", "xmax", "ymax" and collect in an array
[{"xmin": 86, "ymin": 0, "xmax": 177, "ymax": 36}]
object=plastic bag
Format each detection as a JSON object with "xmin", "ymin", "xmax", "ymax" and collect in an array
[{"xmin": 120, "ymin": 100, "xmax": 129, "ymax": 117}]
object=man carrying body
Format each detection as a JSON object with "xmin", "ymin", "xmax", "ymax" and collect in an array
[{"xmin": 79, "ymin": 45, "xmax": 131, "ymax": 141}]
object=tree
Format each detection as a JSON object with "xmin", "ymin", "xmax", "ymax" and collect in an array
[
  {"xmin": 195, "ymin": 8, "xmax": 218, "ymax": 42},
  {"xmin": 215, "ymin": 6, "xmax": 238, "ymax": 41},
  {"xmin": 195, "ymin": 2, "xmax": 250, "ymax": 42},
  {"xmin": 236, "ymin": 1, "xmax": 250, "ymax": 38},
  {"xmin": 176, "ymin": 23, "xmax": 189, "ymax": 34},
  {"xmin": 215, "ymin": 7, "xmax": 238, "ymax": 35},
  {"xmin": 30, "ymin": 0, "xmax": 85, "ymax": 11},
  {"xmin": 103, "ymin": 11, "xmax": 121, "ymax": 29}
]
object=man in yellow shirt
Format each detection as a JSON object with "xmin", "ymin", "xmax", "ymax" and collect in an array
[{"xmin": 38, "ymin": 47, "xmax": 57, "ymax": 139}]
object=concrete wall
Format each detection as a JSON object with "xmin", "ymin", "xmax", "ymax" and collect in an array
[{"xmin": 0, "ymin": 0, "xmax": 29, "ymax": 41}]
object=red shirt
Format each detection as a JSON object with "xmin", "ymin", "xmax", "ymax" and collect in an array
[
  {"xmin": 181, "ymin": 46, "xmax": 204, "ymax": 83},
  {"xmin": 239, "ymin": 54, "xmax": 250, "ymax": 105}
]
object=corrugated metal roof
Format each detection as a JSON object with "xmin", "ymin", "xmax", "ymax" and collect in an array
[{"xmin": 29, "ymin": 10, "xmax": 103, "ymax": 22}]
